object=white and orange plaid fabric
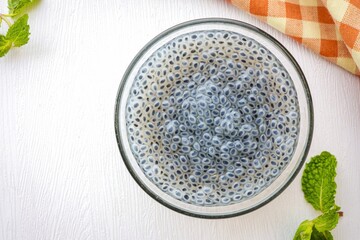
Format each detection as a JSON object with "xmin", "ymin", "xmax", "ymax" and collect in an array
[{"xmin": 228, "ymin": 0, "xmax": 360, "ymax": 76}]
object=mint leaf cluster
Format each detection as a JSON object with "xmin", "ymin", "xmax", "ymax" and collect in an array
[
  {"xmin": 294, "ymin": 152, "xmax": 341, "ymax": 240},
  {"xmin": 0, "ymin": 0, "xmax": 34, "ymax": 57}
]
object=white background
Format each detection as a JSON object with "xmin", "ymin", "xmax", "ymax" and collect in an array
[{"xmin": 1, "ymin": 0, "xmax": 360, "ymax": 239}]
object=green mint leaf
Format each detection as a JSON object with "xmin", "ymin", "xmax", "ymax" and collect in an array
[
  {"xmin": 0, "ymin": 35, "xmax": 12, "ymax": 57},
  {"xmin": 8, "ymin": 0, "xmax": 32, "ymax": 15},
  {"xmin": 302, "ymin": 151, "xmax": 337, "ymax": 212},
  {"xmin": 311, "ymin": 227, "xmax": 333, "ymax": 240},
  {"xmin": 313, "ymin": 207, "xmax": 340, "ymax": 232},
  {"xmin": 293, "ymin": 220, "xmax": 314, "ymax": 240},
  {"xmin": 6, "ymin": 14, "xmax": 30, "ymax": 47},
  {"xmin": 294, "ymin": 215, "xmax": 338, "ymax": 240},
  {"xmin": 311, "ymin": 227, "xmax": 326, "ymax": 240},
  {"xmin": 323, "ymin": 231, "xmax": 334, "ymax": 240}
]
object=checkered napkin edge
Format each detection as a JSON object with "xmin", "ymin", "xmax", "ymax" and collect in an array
[{"xmin": 229, "ymin": 0, "xmax": 360, "ymax": 76}]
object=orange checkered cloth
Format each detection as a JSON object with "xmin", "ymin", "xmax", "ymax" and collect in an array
[{"xmin": 228, "ymin": 0, "xmax": 360, "ymax": 76}]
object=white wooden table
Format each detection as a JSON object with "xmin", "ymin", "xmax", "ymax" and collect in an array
[{"xmin": 1, "ymin": 0, "xmax": 360, "ymax": 239}]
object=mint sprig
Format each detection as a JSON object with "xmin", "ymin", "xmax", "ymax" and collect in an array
[
  {"xmin": 293, "ymin": 152, "xmax": 341, "ymax": 240},
  {"xmin": 0, "ymin": 0, "xmax": 34, "ymax": 57}
]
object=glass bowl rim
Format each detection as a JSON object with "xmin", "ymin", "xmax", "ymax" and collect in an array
[{"xmin": 114, "ymin": 18, "xmax": 314, "ymax": 219}]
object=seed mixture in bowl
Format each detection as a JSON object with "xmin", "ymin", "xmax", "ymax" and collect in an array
[{"xmin": 125, "ymin": 30, "xmax": 300, "ymax": 206}]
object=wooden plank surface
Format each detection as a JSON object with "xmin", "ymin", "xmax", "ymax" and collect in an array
[{"xmin": 0, "ymin": 0, "xmax": 359, "ymax": 239}]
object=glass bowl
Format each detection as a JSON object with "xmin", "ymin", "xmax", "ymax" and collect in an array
[{"xmin": 115, "ymin": 18, "xmax": 313, "ymax": 218}]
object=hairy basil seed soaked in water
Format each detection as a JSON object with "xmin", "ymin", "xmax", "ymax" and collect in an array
[{"xmin": 126, "ymin": 30, "xmax": 300, "ymax": 206}]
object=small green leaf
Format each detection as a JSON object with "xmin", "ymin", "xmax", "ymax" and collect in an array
[
  {"xmin": 311, "ymin": 227, "xmax": 334, "ymax": 240},
  {"xmin": 302, "ymin": 151, "xmax": 337, "ymax": 213},
  {"xmin": 313, "ymin": 207, "xmax": 340, "ymax": 233},
  {"xmin": 294, "ymin": 220, "xmax": 314, "ymax": 240},
  {"xmin": 6, "ymin": 14, "xmax": 30, "ymax": 47},
  {"xmin": 311, "ymin": 227, "xmax": 327, "ymax": 240},
  {"xmin": 323, "ymin": 231, "xmax": 334, "ymax": 240},
  {"xmin": 0, "ymin": 35, "xmax": 12, "ymax": 57},
  {"xmin": 8, "ymin": 0, "xmax": 32, "ymax": 16}
]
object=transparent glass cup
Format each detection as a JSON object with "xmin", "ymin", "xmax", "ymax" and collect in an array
[{"xmin": 115, "ymin": 18, "xmax": 314, "ymax": 218}]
